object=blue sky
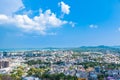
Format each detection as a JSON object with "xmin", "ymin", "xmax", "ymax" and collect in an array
[{"xmin": 0, "ymin": 0, "xmax": 120, "ymax": 48}]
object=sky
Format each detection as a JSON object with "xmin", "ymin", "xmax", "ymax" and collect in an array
[{"xmin": 0, "ymin": 0, "xmax": 120, "ymax": 48}]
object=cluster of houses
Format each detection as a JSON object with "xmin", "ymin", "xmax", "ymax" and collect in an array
[{"xmin": 1, "ymin": 50, "xmax": 120, "ymax": 80}]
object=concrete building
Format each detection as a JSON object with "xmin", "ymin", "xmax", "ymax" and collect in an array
[{"xmin": 0, "ymin": 61, "xmax": 9, "ymax": 69}]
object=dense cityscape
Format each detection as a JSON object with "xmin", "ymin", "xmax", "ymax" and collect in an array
[
  {"xmin": 1, "ymin": 0, "xmax": 120, "ymax": 80},
  {"xmin": 1, "ymin": 46, "xmax": 120, "ymax": 80}
]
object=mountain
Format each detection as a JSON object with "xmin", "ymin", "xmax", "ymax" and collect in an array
[{"xmin": 71, "ymin": 45, "xmax": 120, "ymax": 54}]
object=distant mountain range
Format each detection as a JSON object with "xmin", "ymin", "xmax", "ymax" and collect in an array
[
  {"xmin": 70, "ymin": 45, "xmax": 120, "ymax": 53},
  {"xmin": 0, "ymin": 45, "xmax": 120, "ymax": 53}
]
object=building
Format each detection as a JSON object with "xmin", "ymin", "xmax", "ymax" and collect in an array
[
  {"xmin": 0, "ymin": 52, "xmax": 3, "ymax": 59},
  {"xmin": 0, "ymin": 61, "xmax": 9, "ymax": 69},
  {"xmin": 22, "ymin": 76, "xmax": 40, "ymax": 80}
]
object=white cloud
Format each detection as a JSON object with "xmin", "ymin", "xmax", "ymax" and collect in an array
[
  {"xmin": 58, "ymin": 1, "xmax": 70, "ymax": 15},
  {"xmin": 89, "ymin": 24, "xmax": 98, "ymax": 29},
  {"xmin": 69, "ymin": 21, "xmax": 75, "ymax": 27},
  {"xmin": 0, "ymin": 1, "xmax": 74, "ymax": 35},
  {"xmin": 0, "ymin": 9, "xmax": 68, "ymax": 35},
  {"xmin": 0, "ymin": 14, "xmax": 9, "ymax": 24},
  {"xmin": 0, "ymin": 0, "xmax": 24, "ymax": 15}
]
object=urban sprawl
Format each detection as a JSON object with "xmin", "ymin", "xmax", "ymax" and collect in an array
[{"xmin": 1, "ymin": 46, "xmax": 120, "ymax": 80}]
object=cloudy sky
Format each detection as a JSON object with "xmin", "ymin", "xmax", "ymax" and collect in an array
[{"xmin": 0, "ymin": 0, "xmax": 120, "ymax": 48}]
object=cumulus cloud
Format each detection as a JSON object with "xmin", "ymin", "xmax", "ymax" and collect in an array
[
  {"xmin": 0, "ymin": 9, "xmax": 67, "ymax": 35},
  {"xmin": 0, "ymin": 0, "xmax": 74, "ymax": 35},
  {"xmin": 0, "ymin": 0, "xmax": 24, "ymax": 15},
  {"xmin": 58, "ymin": 1, "xmax": 70, "ymax": 15},
  {"xmin": 89, "ymin": 24, "xmax": 98, "ymax": 29}
]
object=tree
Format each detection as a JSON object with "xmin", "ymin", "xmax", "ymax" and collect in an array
[
  {"xmin": 98, "ymin": 74, "xmax": 104, "ymax": 80},
  {"xmin": 28, "ymin": 68, "xmax": 36, "ymax": 76},
  {"xmin": 11, "ymin": 67, "xmax": 24, "ymax": 80}
]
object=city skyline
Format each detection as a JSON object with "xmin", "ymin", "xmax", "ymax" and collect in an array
[{"xmin": 1, "ymin": 0, "xmax": 120, "ymax": 48}]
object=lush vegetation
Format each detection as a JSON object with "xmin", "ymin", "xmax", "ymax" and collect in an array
[
  {"xmin": 27, "ymin": 67, "xmax": 77, "ymax": 80},
  {"xmin": 10, "ymin": 66, "xmax": 25, "ymax": 80}
]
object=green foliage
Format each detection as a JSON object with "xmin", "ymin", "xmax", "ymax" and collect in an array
[
  {"xmin": 26, "ymin": 60, "xmax": 42, "ymax": 65},
  {"xmin": 28, "ymin": 68, "xmax": 37, "ymax": 76},
  {"xmin": 97, "ymin": 74, "xmax": 104, "ymax": 80},
  {"xmin": 0, "ymin": 74, "xmax": 14, "ymax": 80},
  {"xmin": 11, "ymin": 66, "xmax": 24, "ymax": 80},
  {"xmin": 27, "ymin": 67, "xmax": 77, "ymax": 80},
  {"xmin": 27, "ymin": 68, "xmax": 47, "ymax": 78}
]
